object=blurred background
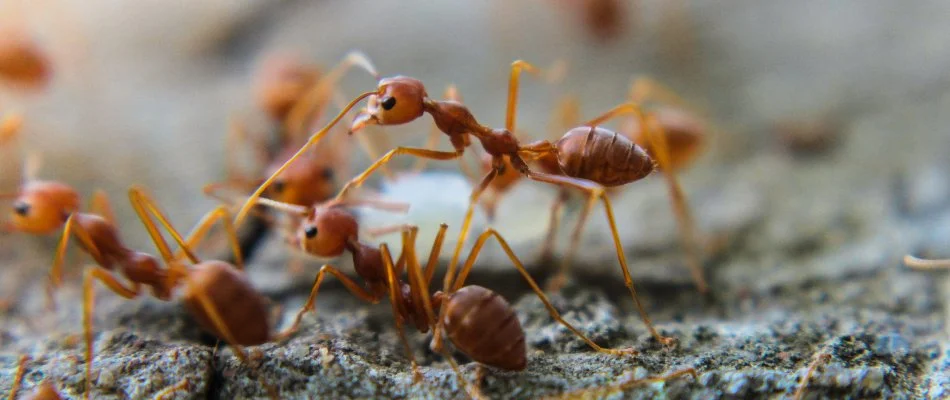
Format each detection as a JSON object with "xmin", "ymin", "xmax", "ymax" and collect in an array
[{"xmin": 1, "ymin": 0, "xmax": 949, "ymax": 397}]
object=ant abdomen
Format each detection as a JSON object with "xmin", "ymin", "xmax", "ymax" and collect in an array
[
  {"xmin": 183, "ymin": 261, "xmax": 271, "ymax": 346},
  {"xmin": 555, "ymin": 126, "xmax": 655, "ymax": 187},
  {"xmin": 438, "ymin": 285, "xmax": 526, "ymax": 371}
]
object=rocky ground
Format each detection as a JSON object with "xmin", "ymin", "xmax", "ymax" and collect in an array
[{"xmin": 1, "ymin": 1, "xmax": 949, "ymax": 399}]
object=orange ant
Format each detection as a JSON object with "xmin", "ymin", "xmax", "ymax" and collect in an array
[
  {"xmin": 251, "ymin": 196, "xmax": 639, "ymax": 396},
  {"xmin": 537, "ymin": 77, "xmax": 708, "ymax": 293},
  {"xmin": 0, "ymin": 113, "xmax": 83, "ymax": 237},
  {"xmin": 235, "ymin": 57, "xmax": 680, "ymax": 348},
  {"xmin": 9, "ymin": 354, "xmax": 190, "ymax": 400},
  {"xmin": 0, "ymin": 27, "xmax": 51, "ymax": 91},
  {"xmin": 49, "ymin": 186, "xmax": 286, "ymax": 399}
]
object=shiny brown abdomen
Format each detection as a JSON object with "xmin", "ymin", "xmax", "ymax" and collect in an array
[
  {"xmin": 442, "ymin": 285, "xmax": 526, "ymax": 371},
  {"xmin": 555, "ymin": 126, "xmax": 655, "ymax": 187},
  {"xmin": 183, "ymin": 261, "xmax": 271, "ymax": 346}
]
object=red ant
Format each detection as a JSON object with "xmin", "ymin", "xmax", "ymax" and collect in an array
[
  {"xmin": 47, "ymin": 186, "xmax": 286, "ymax": 399},
  {"xmin": 536, "ymin": 77, "xmax": 709, "ymax": 292},
  {"xmin": 0, "ymin": 27, "xmax": 51, "ymax": 90},
  {"xmin": 236, "ymin": 57, "xmax": 690, "ymax": 348},
  {"xmin": 0, "ymin": 113, "xmax": 82, "ymax": 237},
  {"xmin": 9, "ymin": 354, "xmax": 190, "ymax": 400},
  {"xmin": 250, "ymin": 195, "xmax": 643, "ymax": 397}
]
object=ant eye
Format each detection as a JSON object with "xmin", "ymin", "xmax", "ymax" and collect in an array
[
  {"xmin": 381, "ymin": 96, "xmax": 397, "ymax": 111},
  {"xmin": 272, "ymin": 180, "xmax": 285, "ymax": 193},
  {"xmin": 321, "ymin": 168, "xmax": 334, "ymax": 180},
  {"xmin": 13, "ymin": 202, "xmax": 29, "ymax": 216},
  {"xmin": 304, "ymin": 226, "xmax": 318, "ymax": 238}
]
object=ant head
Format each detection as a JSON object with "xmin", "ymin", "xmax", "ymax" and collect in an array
[
  {"xmin": 7, "ymin": 182, "xmax": 79, "ymax": 234},
  {"xmin": 254, "ymin": 54, "xmax": 320, "ymax": 122},
  {"xmin": 264, "ymin": 150, "xmax": 336, "ymax": 207},
  {"xmin": 297, "ymin": 205, "xmax": 359, "ymax": 257},
  {"xmin": 350, "ymin": 76, "xmax": 427, "ymax": 133}
]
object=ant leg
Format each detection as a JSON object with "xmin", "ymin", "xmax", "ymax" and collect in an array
[
  {"xmin": 550, "ymin": 188, "xmax": 600, "ymax": 293},
  {"xmin": 379, "ymin": 243, "xmax": 423, "ymax": 382},
  {"xmin": 173, "ymin": 206, "xmax": 244, "ymax": 270},
  {"xmin": 236, "ymin": 90, "xmax": 376, "ymax": 225},
  {"xmin": 454, "ymin": 228, "xmax": 636, "ymax": 355},
  {"xmin": 276, "ymin": 264, "xmax": 381, "ymax": 339},
  {"xmin": 333, "ymin": 147, "xmax": 464, "ymax": 202},
  {"xmin": 539, "ymin": 190, "xmax": 567, "ymax": 265},
  {"xmin": 556, "ymin": 367, "xmax": 697, "ymax": 398},
  {"xmin": 128, "ymin": 187, "xmax": 200, "ymax": 265},
  {"xmin": 149, "ymin": 378, "xmax": 191, "ymax": 400},
  {"xmin": 423, "ymin": 223, "xmax": 449, "ymax": 284},
  {"xmin": 645, "ymin": 115, "xmax": 706, "ymax": 293},
  {"xmin": 83, "ymin": 268, "xmax": 142, "ymax": 400},
  {"xmin": 904, "ymin": 255, "xmax": 950, "ymax": 269},
  {"xmin": 794, "ymin": 352, "xmax": 832, "ymax": 400},
  {"xmin": 629, "ymin": 76, "xmax": 690, "ymax": 107},
  {"xmin": 190, "ymin": 288, "xmax": 279, "ymax": 400},
  {"xmin": 49, "ymin": 215, "xmax": 109, "ymax": 307},
  {"xmin": 526, "ymin": 170, "xmax": 675, "ymax": 346},
  {"xmin": 89, "ymin": 190, "xmax": 116, "ymax": 225},
  {"xmin": 10, "ymin": 354, "xmax": 28, "ymax": 399},
  {"xmin": 505, "ymin": 60, "xmax": 565, "ymax": 133},
  {"xmin": 583, "ymin": 102, "xmax": 648, "ymax": 128},
  {"xmin": 284, "ymin": 51, "xmax": 380, "ymax": 139}
]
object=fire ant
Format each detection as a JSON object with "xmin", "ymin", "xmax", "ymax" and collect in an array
[
  {"xmin": 538, "ymin": 77, "xmax": 708, "ymax": 293},
  {"xmin": 0, "ymin": 27, "xmax": 51, "ymax": 90},
  {"xmin": 0, "ymin": 112, "xmax": 83, "ymax": 237},
  {"xmin": 49, "ymin": 186, "xmax": 285, "ymax": 399},
  {"xmin": 8, "ymin": 354, "xmax": 190, "ymax": 400},
  {"xmin": 235, "ymin": 57, "xmax": 679, "ymax": 348},
  {"xmin": 251, "ymin": 196, "xmax": 638, "ymax": 397}
]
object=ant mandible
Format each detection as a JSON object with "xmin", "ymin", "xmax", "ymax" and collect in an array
[
  {"xmin": 9, "ymin": 354, "xmax": 191, "ymax": 400},
  {"xmin": 50, "ymin": 186, "xmax": 284, "ymax": 399},
  {"xmin": 234, "ymin": 56, "xmax": 677, "ymax": 348},
  {"xmin": 251, "ymin": 196, "xmax": 637, "ymax": 396}
]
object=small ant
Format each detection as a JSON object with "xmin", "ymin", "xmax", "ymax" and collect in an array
[
  {"xmin": 253, "ymin": 196, "xmax": 637, "ymax": 397},
  {"xmin": 0, "ymin": 27, "xmax": 51, "ymax": 90},
  {"xmin": 49, "ymin": 186, "xmax": 284, "ymax": 399},
  {"xmin": 0, "ymin": 113, "xmax": 82, "ymax": 237},
  {"xmin": 9, "ymin": 354, "xmax": 190, "ymax": 400},
  {"xmin": 235, "ymin": 56, "xmax": 678, "ymax": 348}
]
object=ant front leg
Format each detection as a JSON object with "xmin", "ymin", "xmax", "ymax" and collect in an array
[
  {"xmin": 277, "ymin": 263, "xmax": 381, "ymax": 340},
  {"xmin": 10, "ymin": 354, "xmax": 28, "ymax": 399},
  {"xmin": 904, "ymin": 255, "xmax": 950, "ymax": 270},
  {"xmin": 89, "ymin": 190, "xmax": 116, "ymax": 225},
  {"xmin": 378, "ymin": 242, "xmax": 425, "ymax": 383},
  {"xmin": 49, "ymin": 214, "xmax": 109, "ymax": 305},
  {"xmin": 333, "ymin": 147, "xmax": 465, "ymax": 202},
  {"xmin": 526, "ymin": 170, "xmax": 675, "ymax": 346},
  {"xmin": 453, "ymin": 228, "xmax": 636, "ymax": 356}
]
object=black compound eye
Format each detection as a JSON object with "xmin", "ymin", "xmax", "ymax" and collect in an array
[
  {"xmin": 320, "ymin": 168, "xmax": 334, "ymax": 181},
  {"xmin": 272, "ymin": 180, "xmax": 286, "ymax": 193},
  {"xmin": 381, "ymin": 96, "xmax": 397, "ymax": 111},
  {"xmin": 13, "ymin": 202, "xmax": 30, "ymax": 216},
  {"xmin": 304, "ymin": 226, "xmax": 318, "ymax": 239}
]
